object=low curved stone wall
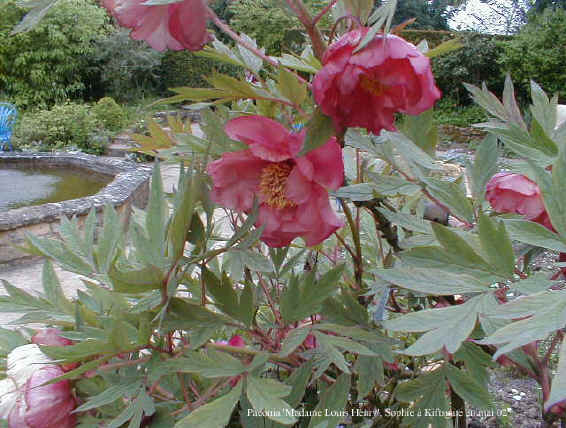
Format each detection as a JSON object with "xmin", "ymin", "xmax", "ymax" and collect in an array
[{"xmin": 0, "ymin": 153, "xmax": 152, "ymax": 266}]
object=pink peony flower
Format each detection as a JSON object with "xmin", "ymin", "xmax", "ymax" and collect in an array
[
  {"xmin": 312, "ymin": 29, "xmax": 441, "ymax": 135},
  {"xmin": 228, "ymin": 335, "xmax": 245, "ymax": 347},
  {"xmin": 8, "ymin": 366, "xmax": 76, "ymax": 428},
  {"xmin": 486, "ymin": 172, "xmax": 553, "ymax": 230},
  {"xmin": 0, "ymin": 345, "xmax": 76, "ymax": 428},
  {"xmin": 207, "ymin": 115, "xmax": 344, "ymax": 247},
  {"xmin": 103, "ymin": 0, "xmax": 212, "ymax": 51}
]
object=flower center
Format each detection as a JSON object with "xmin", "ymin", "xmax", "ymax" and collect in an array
[
  {"xmin": 360, "ymin": 75, "xmax": 387, "ymax": 97},
  {"xmin": 259, "ymin": 162, "xmax": 296, "ymax": 209}
]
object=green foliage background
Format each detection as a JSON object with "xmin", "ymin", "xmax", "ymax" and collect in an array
[
  {"xmin": 499, "ymin": 8, "xmax": 566, "ymax": 102},
  {"xmin": 0, "ymin": 0, "xmax": 110, "ymax": 108}
]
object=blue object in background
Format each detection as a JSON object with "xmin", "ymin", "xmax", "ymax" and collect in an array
[
  {"xmin": 291, "ymin": 122, "xmax": 305, "ymax": 132},
  {"xmin": 0, "ymin": 103, "xmax": 17, "ymax": 151}
]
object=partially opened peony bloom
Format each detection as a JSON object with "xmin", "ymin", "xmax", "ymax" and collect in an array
[
  {"xmin": 103, "ymin": 0, "xmax": 212, "ymax": 51},
  {"xmin": 312, "ymin": 29, "xmax": 441, "ymax": 135},
  {"xmin": 207, "ymin": 115, "xmax": 344, "ymax": 247},
  {"xmin": 0, "ymin": 344, "xmax": 76, "ymax": 428},
  {"xmin": 485, "ymin": 172, "xmax": 552, "ymax": 230}
]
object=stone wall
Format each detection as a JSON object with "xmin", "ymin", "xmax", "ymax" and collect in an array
[{"xmin": 0, "ymin": 153, "xmax": 151, "ymax": 267}]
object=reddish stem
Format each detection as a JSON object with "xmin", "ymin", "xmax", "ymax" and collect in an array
[
  {"xmin": 284, "ymin": 0, "xmax": 326, "ymax": 60},
  {"xmin": 207, "ymin": 8, "xmax": 311, "ymax": 87},
  {"xmin": 313, "ymin": 0, "xmax": 339, "ymax": 26}
]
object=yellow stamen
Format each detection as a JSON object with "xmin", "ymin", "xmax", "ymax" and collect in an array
[
  {"xmin": 259, "ymin": 162, "xmax": 296, "ymax": 209},
  {"xmin": 360, "ymin": 75, "xmax": 387, "ymax": 97}
]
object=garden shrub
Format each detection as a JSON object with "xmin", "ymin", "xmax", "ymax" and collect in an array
[
  {"xmin": 433, "ymin": 97, "xmax": 489, "ymax": 127},
  {"xmin": 92, "ymin": 29, "xmax": 164, "ymax": 102},
  {"xmin": 0, "ymin": 0, "xmax": 110, "ymax": 109},
  {"xmin": 499, "ymin": 7, "xmax": 566, "ymax": 102},
  {"xmin": 14, "ymin": 102, "xmax": 107, "ymax": 154},
  {"xmin": 228, "ymin": 0, "xmax": 330, "ymax": 55},
  {"xmin": 159, "ymin": 50, "xmax": 241, "ymax": 91},
  {"xmin": 431, "ymin": 32, "xmax": 507, "ymax": 105},
  {"xmin": 91, "ymin": 97, "xmax": 127, "ymax": 132}
]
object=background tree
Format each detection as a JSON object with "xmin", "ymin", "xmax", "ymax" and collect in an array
[
  {"xmin": 0, "ymin": 0, "xmax": 110, "ymax": 108},
  {"xmin": 499, "ymin": 7, "xmax": 566, "ymax": 101}
]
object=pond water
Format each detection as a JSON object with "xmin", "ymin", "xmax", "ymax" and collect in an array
[{"xmin": 0, "ymin": 167, "xmax": 112, "ymax": 211}]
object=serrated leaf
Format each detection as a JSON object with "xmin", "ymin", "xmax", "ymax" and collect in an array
[
  {"xmin": 313, "ymin": 331, "xmax": 376, "ymax": 356},
  {"xmin": 355, "ymin": 354, "xmax": 383, "ymax": 398},
  {"xmin": 373, "ymin": 264, "xmax": 488, "ymax": 295},
  {"xmin": 469, "ymin": 135, "xmax": 499, "ymax": 201},
  {"xmin": 74, "ymin": 382, "xmax": 141, "ymax": 412},
  {"xmin": 503, "ymin": 219, "xmax": 566, "ymax": 252},
  {"xmin": 453, "ymin": 342, "xmax": 496, "ymax": 388},
  {"xmin": 421, "ymin": 178, "xmax": 474, "ymax": 224},
  {"xmin": 478, "ymin": 213, "xmax": 515, "ymax": 277},
  {"xmin": 95, "ymin": 205, "xmax": 122, "ymax": 273},
  {"xmin": 480, "ymin": 290, "xmax": 566, "ymax": 358},
  {"xmin": 285, "ymin": 361, "xmax": 313, "ymax": 407},
  {"xmin": 167, "ymin": 349, "xmax": 246, "ymax": 377},
  {"xmin": 176, "ymin": 382, "xmax": 242, "ymax": 428},
  {"xmin": 383, "ymin": 130, "xmax": 440, "ymax": 172},
  {"xmin": 384, "ymin": 294, "xmax": 496, "ymax": 356},
  {"xmin": 464, "ymin": 82, "xmax": 507, "ymax": 121},
  {"xmin": 229, "ymin": 249, "xmax": 273, "ymax": 273},
  {"xmin": 208, "ymin": 73, "xmax": 258, "ymax": 98},
  {"xmin": 279, "ymin": 327, "xmax": 310, "ymax": 357},
  {"xmin": 246, "ymin": 377, "xmax": 296, "ymax": 425},
  {"xmin": 279, "ymin": 54, "xmax": 319, "ymax": 73},
  {"xmin": 530, "ymin": 80, "xmax": 557, "ymax": 135},
  {"xmin": 42, "ymin": 260, "xmax": 72, "ymax": 313},
  {"xmin": 445, "ymin": 364, "xmax": 494, "ymax": 410},
  {"xmin": 395, "ymin": 367, "xmax": 451, "ymax": 428},
  {"xmin": 280, "ymin": 266, "xmax": 344, "ymax": 323},
  {"xmin": 502, "ymin": 74, "xmax": 526, "ymax": 130},
  {"xmin": 109, "ymin": 264, "xmax": 165, "ymax": 293},
  {"xmin": 400, "ymin": 110, "xmax": 437, "ymax": 156},
  {"xmin": 298, "ymin": 110, "xmax": 335, "ymax": 156},
  {"xmin": 307, "ymin": 374, "xmax": 350, "ymax": 428},
  {"xmin": 203, "ymin": 268, "xmax": 253, "ymax": 326},
  {"xmin": 237, "ymin": 34, "xmax": 263, "ymax": 73},
  {"xmin": 278, "ymin": 68, "xmax": 307, "ymax": 106},
  {"xmin": 333, "ymin": 183, "xmax": 375, "ymax": 201}
]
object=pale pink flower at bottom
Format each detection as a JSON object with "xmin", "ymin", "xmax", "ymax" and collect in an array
[
  {"xmin": 8, "ymin": 366, "xmax": 76, "ymax": 428},
  {"xmin": 0, "ymin": 344, "xmax": 76, "ymax": 428},
  {"xmin": 486, "ymin": 172, "xmax": 548, "ymax": 222},
  {"xmin": 207, "ymin": 115, "xmax": 344, "ymax": 248}
]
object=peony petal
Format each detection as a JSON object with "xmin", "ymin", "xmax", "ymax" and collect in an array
[
  {"xmin": 312, "ymin": 29, "xmax": 441, "ymax": 135},
  {"xmin": 23, "ymin": 366, "xmax": 75, "ymax": 428},
  {"xmin": 295, "ymin": 186, "xmax": 344, "ymax": 247},
  {"xmin": 168, "ymin": 0, "xmax": 212, "ymax": 51},
  {"xmin": 286, "ymin": 166, "xmax": 314, "ymax": 205},
  {"xmin": 301, "ymin": 137, "xmax": 343, "ymax": 190},
  {"xmin": 228, "ymin": 335, "xmax": 245, "ymax": 347},
  {"xmin": 207, "ymin": 150, "xmax": 267, "ymax": 212},
  {"xmin": 225, "ymin": 116, "xmax": 296, "ymax": 162}
]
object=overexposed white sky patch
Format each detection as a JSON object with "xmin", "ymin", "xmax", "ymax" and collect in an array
[{"xmin": 448, "ymin": 0, "xmax": 531, "ymax": 34}]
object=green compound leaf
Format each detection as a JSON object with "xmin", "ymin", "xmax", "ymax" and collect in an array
[{"xmin": 176, "ymin": 382, "xmax": 242, "ymax": 428}]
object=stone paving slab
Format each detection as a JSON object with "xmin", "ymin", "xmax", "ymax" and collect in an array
[{"xmin": 0, "ymin": 259, "xmax": 85, "ymax": 327}]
